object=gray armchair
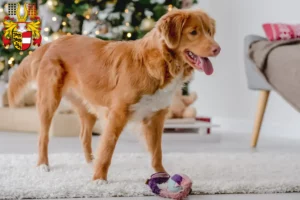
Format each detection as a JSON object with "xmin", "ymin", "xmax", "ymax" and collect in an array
[{"xmin": 244, "ymin": 35, "xmax": 272, "ymax": 148}]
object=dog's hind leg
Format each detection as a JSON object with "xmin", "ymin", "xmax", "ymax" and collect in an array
[
  {"xmin": 65, "ymin": 92, "xmax": 97, "ymax": 163},
  {"xmin": 36, "ymin": 60, "xmax": 65, "ymax": 171}
]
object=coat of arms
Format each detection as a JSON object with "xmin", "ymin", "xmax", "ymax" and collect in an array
[{"xmin": 1, "ymin": 3, "xmax": 42, "ymax": 50}]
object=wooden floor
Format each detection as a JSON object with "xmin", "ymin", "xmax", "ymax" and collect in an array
[{"xmin": 1, "ymin": 130, "xmax": 300, "ymax": 199}]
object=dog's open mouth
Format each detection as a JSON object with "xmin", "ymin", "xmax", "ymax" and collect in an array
[{"xmin": 184, "ymin": 50, "xmax": 214, "ymax": 75}]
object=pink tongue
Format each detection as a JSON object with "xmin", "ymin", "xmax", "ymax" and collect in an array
[{"xmin": 196, "ymin": 57, "xmax": 214, "ymax": 75}]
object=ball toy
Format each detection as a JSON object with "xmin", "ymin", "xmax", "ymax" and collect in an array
[{"xmin": 146, "ymin": 172, "xmax": 192, "ymax": 199}]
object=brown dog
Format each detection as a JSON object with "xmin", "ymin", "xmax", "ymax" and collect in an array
[{"xmin": 8, "ymin": 9, "xmax": 220, "ymax": 182}]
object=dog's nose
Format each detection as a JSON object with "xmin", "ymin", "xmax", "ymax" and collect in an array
[{"xmin": 212, "ymin": 46, "xmax": 221, "ymax": 56}]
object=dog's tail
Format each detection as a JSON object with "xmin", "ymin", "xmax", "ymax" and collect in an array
[{"xmin": 8, "ymin": 43, "xmax": 50, "ymax": 107}]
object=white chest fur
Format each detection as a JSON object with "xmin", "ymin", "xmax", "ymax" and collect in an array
[{"xmin": 130, "ymin": 74, "xmax": 183, "ymax": 121}]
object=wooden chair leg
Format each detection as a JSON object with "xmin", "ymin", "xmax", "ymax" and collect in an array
[{"xmin": 251, "ymin": 90, "xmax": 270, "ymax": 148}]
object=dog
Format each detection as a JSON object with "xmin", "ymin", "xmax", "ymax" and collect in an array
[{"xmin": 8, "ymin": 9, "xmax": 220, "ymax": 182}]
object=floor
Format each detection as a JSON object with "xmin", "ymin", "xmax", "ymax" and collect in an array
[{"xmin": 1, "ymin": 130, "xmax": 300, "ymax": 200}]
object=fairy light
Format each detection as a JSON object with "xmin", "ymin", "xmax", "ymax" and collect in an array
[
  {"xmin": 85, "ymin": 15, "xmax": 90, "ymax": 19},
  {"xmin": 62, "ymin": 21, "xmax": 67, "ymax": 26},
  {"xmin": 8, "ymin": 60, "xmax": 12, "ymax": 65},
  {"xmin": 75, "ymin": 0, "xmax": 80, "ymax": 4},
  {"xmin": 47, "ymin": 1, "xmax": 53, "ymax": 6},
  {"xmin": 83, "ymin": 30, "xmax": 88, "ymax": 35},
  {"xmin": 19, "ymin": 51, "xmax": 23, "ymax": 55},
  {"xmin": 127, "ymin": 32, "xmax": 132, "ymax": 38},
  {"xmin": 0, "ymin": 8, "xmax": 3, "ymax": 12},
  {"xmin": 95, "ymin": 30, "xmax": 100, "ymax": 35},
  {"xmin": 10, "ymin": 57, "xmax": 14, "ymax": 61},
  {"xmin": 44, "ymin": 27, "xmax": 50, "ymax": 32},
  {"xmin": 52, "ymin": 17, "xmax": 57, "ymax": 21},
  {"xmin": 125, "ymin": 22, "xmax": 129, "ymax": 26},
  {"xmin": 44, "ymin": 36, "xmax": 49, "ymax": 41},
  {"xmin": 125, "ymin": 9, "xmax": 129, "ymax": 13},
  {"xmin": 168, "ymin": 4, "xmax": 173, "ymax": 11},
  {"xmin": 29, "ymin": 51, "xmax": 32, "ymax": 55},
  {"xmin": 4, "ymin": 45, "xmax": 9, "ymax": 49}
]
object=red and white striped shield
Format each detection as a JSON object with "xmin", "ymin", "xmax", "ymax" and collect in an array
[{"xmin": 12, "ymin": 31, "xmax": 32, "ymax": 51}]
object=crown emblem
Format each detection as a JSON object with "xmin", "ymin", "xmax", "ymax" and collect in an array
[{"xmin": 16, "ymin": 3, "xmax": 28, "ymax": 22}]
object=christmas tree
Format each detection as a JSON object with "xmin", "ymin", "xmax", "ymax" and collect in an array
[{"xmin": 1, "ymin": 0, "xmax": 197, "ymax": 92}]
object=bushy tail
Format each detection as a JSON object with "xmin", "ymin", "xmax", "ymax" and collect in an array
[
  {"xmin": 8, "ymin": 56, "xmax": 36, "ymax": 107},
  {"xmin": 8, "ymin": 43, "xmax": 50, "ymax": 107}
]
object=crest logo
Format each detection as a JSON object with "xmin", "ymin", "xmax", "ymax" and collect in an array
[{"xmin": 1, "ymin": 3, "xmax": 42, "ymax": 50}]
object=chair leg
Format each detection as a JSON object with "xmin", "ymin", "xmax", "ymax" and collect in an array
[{"xmin": 251, "ymin": 90, "xmax": 270, "ymax": 148}]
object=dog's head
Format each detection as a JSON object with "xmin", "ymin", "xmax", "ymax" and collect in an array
[{"xmin": 157, "ymin": 9, "xmax": 220, "ymax": 75}]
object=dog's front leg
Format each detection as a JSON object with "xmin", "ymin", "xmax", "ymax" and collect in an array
[
  {"xmin": 93, "ymin": 107, "xmax": 128, "ymax": 181},
  {"xmin": 142, "ymin": 109, "xmax": 168, "ymax": 173}
]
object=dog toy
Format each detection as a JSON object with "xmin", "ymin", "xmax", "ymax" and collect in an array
[{"xmin": 146, "ymin": 172, "xmax": 192, "ymax": 199}]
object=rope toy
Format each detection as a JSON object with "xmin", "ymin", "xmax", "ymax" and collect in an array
[{"xmin": 146, "ymin": 172, "xmax": 192, "ymax": 199}]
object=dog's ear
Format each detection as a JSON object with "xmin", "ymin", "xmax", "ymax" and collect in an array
[
  {"xmin": 209, "ymin": 18, "xmax": 216, "ymax": 36},
  {"xmin": 157, "ymin": 11, "xmax": 188, "ymax": 49}
]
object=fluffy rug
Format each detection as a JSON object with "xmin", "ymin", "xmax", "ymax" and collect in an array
[{"xmin": 1, "ymin": 152, "xmax": 300, "ymax": 199}]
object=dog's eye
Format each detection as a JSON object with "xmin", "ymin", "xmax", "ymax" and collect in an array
[{"xmin": 190, "ymin": 30, "xmax": 197, "ymax": 35}]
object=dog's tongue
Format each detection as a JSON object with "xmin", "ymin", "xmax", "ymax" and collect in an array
[{"xmin": 196, "ymin": 57, "xmax": 214, "ymax": 75}]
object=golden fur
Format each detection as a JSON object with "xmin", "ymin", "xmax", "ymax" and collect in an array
[{"xmin": 8, "ymin": 9, "xmax": 220, "ymax": 181}]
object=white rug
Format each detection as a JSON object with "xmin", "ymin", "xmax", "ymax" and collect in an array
[{"xmin": 1, "ymin": 152, "xmax": 300, "ymax": 199}]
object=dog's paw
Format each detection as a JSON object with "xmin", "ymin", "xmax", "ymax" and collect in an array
[
  {"xmin": 94, "ymin": 179, "xmax": 108, "ymax": 185},
  {"xmin": 37, "ymin": 164, "xmax": 50, "ymax": 172}
]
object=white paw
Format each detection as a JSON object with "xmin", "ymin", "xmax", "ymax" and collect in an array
[
  {"xmin": 94, "ymin": 179, "xmax": 108, "ymax": 185},
  {"xmin": 37, "ymin": 164, "xmax": 50, "ymax": 172}
]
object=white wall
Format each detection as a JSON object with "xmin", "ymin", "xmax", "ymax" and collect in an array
[{"xmin": 191, "ymin": 0, "xmax": 300, "ymax": 138}]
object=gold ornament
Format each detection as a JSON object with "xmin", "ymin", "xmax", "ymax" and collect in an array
[
  {"xmin": 47, "ymin": 0, "xmax": 58, "ymax": 11},
  {"xmin": 0, "ymin": 10, "xmax": 5, "ymax": 21},
  {"xmin": 0, "ymin": 62, "xmax": 4, "ymax": 72},
  {"xmin": 84, "ymin": 8, "xmax": 92, "ymax": 18},
  {"xmin": 140, "ymin": 18, "xmax": 156, "ymax": 31}
]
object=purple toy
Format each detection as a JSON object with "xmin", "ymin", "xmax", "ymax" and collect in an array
[{"xmin": 146, "ymin": 172, "xmax": 192, "ymax": 199}]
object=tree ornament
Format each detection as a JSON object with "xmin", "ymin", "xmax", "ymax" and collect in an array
[
  {"xmin": 140, "ymin": 17, "xmax": 156, "ymax": 31},
  {"xmin": 69, "ymin": 17, "xmax": 81, "ymax": 33},
  {"xmin": 0, "ymin": 9, "xmax": 5, "ymax": 21},
  {"xmin": 182, "ymin": 0, "xmax": 194, "ymax": 8},
  {"xmin": 0, "ymin": 61, "xmax": 4, "ymax": 73}
]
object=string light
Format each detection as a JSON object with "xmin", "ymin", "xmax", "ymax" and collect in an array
[
  {"xmin": 83, "ymin": 30, "xmax": 88, "ymax": 35},
  {"xmin": 19, "ymin": 51, "xmax": 23, "ymax": 55},
  {"xmin": 29, "ymin": 51, "xmax": 32, "ymax": 55},
  {"xmin": 168, "ymin": 4, "xmax": 173, "ymax": 11},
  {"xmin": 62, "ymin": 21, "xmax": 67, "ymax": 26},
  {"xmin": 125, "ymin": 22, "xmax": 129, "ymax": 26},
  {"xmin": 0, "ymin": 8, "xmax": 3, "ymax": 12},
  {"xmin": 44, "ymin": 27, "xmax": 50, "ymax": 32},
  {"xmin": 67, "ymin": 13, "xmax": 71, "ymax": 18},
  {"xmin": 4, "ymin": 45, "xmax": 9, "ymax": 49},
  {"xmin": 75, "ymin": 0, "xmax": 80, "ymax": 4},
  {"xmin": 10, "ymin": 57, "xmax": 14, "ymax": 61},
  {"xmin": 8, "ymin": 60, "xmax": 12, "ymax": 65},
  {"xmin": 44, "ymin": 37, "xmax": 49, "ymax": 41},
  {"xmin": 125, "ymin": 9, "xmax": 129, "ymax": 13},
  {"xmin": 95, "ymin": 30, "xmax": 100, "ymax": 35},
  {"xmin": 47, "ymin": 1, "xmax": 53, "ymax": 6},
  {"xmin": 127, "ymin": 32, "xmax": 132, "ymax": 38},
  {"xmin": 52, "ymin": 17, "xmax": 57, "ymax": 21},
  {"xmin": 85, "ymin": 15, "xmax": 90, "ymax": 19}
]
